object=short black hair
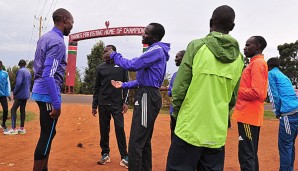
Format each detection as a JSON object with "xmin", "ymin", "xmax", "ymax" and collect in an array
[
  {"xmin": 211, "ymin": 5, "xmax": 235, "ymax": 30},
  {"xmin": 179, "ymin": 50, "xmax": 186, "ymax": 57},
  {"xmin": 149, "ymin": 23, "xmax": 165, "ymax": 41},
  {"xmin": 18, "ymin": 59, "xmax": 26, "ymax": 67},
  {"xmin": 106, "ymin": 45, "xmax": 117, "ymax": 52},
  {"xmin": 52, "ymin": 8, "xmax": 71, "ymax": 23},
  {"xmin": 0, "ymin": 61, "xmax": 2, "ymax": 65},
  {"xmin": 252, "ymin": 36, "xmax": 267, "ymax": 51},
  {"xmin": 267, "ymin": 57, "xmax": 280, "ymax": 68}
]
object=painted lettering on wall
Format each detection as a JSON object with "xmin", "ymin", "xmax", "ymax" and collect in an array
[{"xmin": 69, "ymin": 27, "xmax": 144, "ymax": 41}]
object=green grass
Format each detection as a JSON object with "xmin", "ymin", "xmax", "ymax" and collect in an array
[
  {"xmin": 159, "ymin": 107, "xmax": 170, "ymax": 114},
  {"xmin": 264, "ymin": 110, "xmax": 276, "ymax": 119},
  {"xmin": 0, "ymin": 111, "xmax": 36, "ymax": 127}
]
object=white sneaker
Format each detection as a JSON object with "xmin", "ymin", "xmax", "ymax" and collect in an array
[
  {"xmin": 17, "ymin": 128, "xmax": 26, "ymax": 135},
  {"xmin": 4, "ymin": 128, "xmax": 18, "ymax": 135}
]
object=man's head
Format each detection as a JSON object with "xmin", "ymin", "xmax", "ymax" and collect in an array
[
  {"xmin": 210, "ymin": 5, "xmax": 235, "ymax": 34},
  {"xmin": 175, "ymin": 50, "xmax": 185, "ymax": 66},
  {"xmin": 267, "ymin": 57, "xmax": 280, "ymax": 71},
  {"xmin": 18, "ymin": 59, "xmax": 26, "ymax": 67},
  {"xmin": 104, "ymin": 45, "xmax": 117, "ymax": 63},
  {"xmin": 52, "ymin": 8, "xmax": 74, "ymax": 36},
  {"xmin": 244, "ymin": 36, "xmax": 267, "ymax": 58},
  {"xmin": 142, "ymin": 23, "xmax": 165, "ymax": 45},
  {"xmin": 0, "ymin": 61, "xmax": 2, "ymax": 70}
]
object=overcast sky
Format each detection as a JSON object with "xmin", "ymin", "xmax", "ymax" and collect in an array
[{"xmin": 1, "ymin": 0, "xmax": 297, "ymax": 76}]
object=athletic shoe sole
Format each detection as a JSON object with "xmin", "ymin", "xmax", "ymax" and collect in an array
[
  {"xmin": 97, "ymin": 157, "xmax": 110, "ymax": 165},
  {"xmin": 120, "ymin": 160, "xmax": 128, "ymax": 169}
]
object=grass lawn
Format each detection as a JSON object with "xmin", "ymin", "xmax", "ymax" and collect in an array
[{"xmin": 0, "ymin": 111, "xmax": 36, "ymax": 127}]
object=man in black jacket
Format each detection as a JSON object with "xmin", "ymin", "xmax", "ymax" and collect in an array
[{"xmin": 92, "ymin": 45, "xmax": 129, "ymax": 168}]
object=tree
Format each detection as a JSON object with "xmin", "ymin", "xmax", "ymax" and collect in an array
[
  {"xmin": 277, "ymin": 40, "xmax": 298, "ymax": 86},
  {"xmin": 160, "ymin": 72, "xmax": 171, "ymax": 109},
  {"xmin": 7, "ymin": 66, "xmax": 19, "ymax": 91},
  {"xmin": 81, "ymin": 41, "xmax": 105, "ymax": 94},
  {"xmin": 74, "ymin": 67, "xmax": 82, "ymax": 94}
]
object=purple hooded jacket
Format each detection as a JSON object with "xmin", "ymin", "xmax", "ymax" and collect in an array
[
  {"xmin": 32, "ymin": 27, "xmax": 66, "ymax": 109},
  {"xmin": 110, "ymin": 42, "xmax": 170, "ymax": 88}
]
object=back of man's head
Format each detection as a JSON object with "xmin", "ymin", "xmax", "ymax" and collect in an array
[
  {"xmin": 252, "ymin": 36, "xmax": 267, "ymax": 51},
  {"xmin": 149, "ymin": 23, "xmax": 165, "ymax": 41},
  {"xmin": 210, "ymin": 5, "xmax": 235, "ymax": 33},
  {"xmin": 18, "ymin": 59, "xmax": 26, "ymax": 67},
  {"xmin": 267, "ymin": 57, "xmax": 279, "ymax": 70},
  {"xmin": 106, "ymin": 45, "xmax": 117, "ymax": 52},
  {"xmin": 52, "ymin": 8, "xmax": 71, "ymax": 24},
  {"xmin": 179, "ymin": 50, "xmax": 186, "ymax": 57}
]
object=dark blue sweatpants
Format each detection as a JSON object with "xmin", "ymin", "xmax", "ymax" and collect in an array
[{"xmin": 278, "ymin": 113, "xmax": 298, "ymax": 171}]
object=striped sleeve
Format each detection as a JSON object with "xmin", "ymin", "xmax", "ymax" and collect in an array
[{"xmin": 42, "ymin": 43, "xmax": 64, "ymax": 109}]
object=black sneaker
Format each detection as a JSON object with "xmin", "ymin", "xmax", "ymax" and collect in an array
[
  {"xmin": 97, "ymin": 153, "xmax": 110, "ymax": 165},
  {"xmin": 120, "ymin": 156, "xmax": 128, "ymax": 169}
]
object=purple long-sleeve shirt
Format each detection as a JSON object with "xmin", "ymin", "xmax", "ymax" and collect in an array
[
  {"xmin": 32, "ymin": 27, "xmax": 66, "ymax": 109},
  {"xmin": 110, "ymin": 42, "xmax": 170, "ymax": 88}
]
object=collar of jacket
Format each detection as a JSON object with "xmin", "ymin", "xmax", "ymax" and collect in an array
[{"xmin": 250, "ymin": 54, "xmax": 264, "ymax": 62}]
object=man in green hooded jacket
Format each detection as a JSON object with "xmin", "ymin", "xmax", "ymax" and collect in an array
[{"xmin": 166, "ymin": 5, "xmax": 244, "ymax": 171}]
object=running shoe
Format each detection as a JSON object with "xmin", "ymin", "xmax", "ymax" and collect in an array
[
  {"xmin": 18, "ymin": 128, "xmax": 26, "ymax": 135},
  {"xmin": 4, "ymin": 128, "xmax": 18, "ymax": 135},
  {"xmin": 120, "ymin": 156, "xmax": 128, "ymax": 169},
  {"xmin": 97, "ymin": 153, "xmax": 110, "ymax": 165}
]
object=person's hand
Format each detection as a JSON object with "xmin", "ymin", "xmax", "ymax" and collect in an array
[
  {"xmin": 159, "ymin": 86, "xmax": 168, "ymax": 91},
  {"xmin": 111, "ymin": 80, "xmax": 122, "ymax": 88},
  {"xmin": 92, "ymin": 109, "xmax": 97, "ymax": 116},
  {"xmin": 7, "ymin": 96, "xmax": 11, "ymax": 101},
  {"xmin": 49, "ymin": 108, "xmax": 61, "ymax": 119},
  {"xmin": 122, "ymin": 103, "xmax": 128, "ymax": 114}
]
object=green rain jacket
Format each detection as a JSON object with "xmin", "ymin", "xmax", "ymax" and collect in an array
[{"xmin": 172, "ymin": 32, "xmax": 244, "ymax": 148}]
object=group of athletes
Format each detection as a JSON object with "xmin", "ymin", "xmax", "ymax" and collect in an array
[{"xmin": 29, "ymin": 4, "xmax": 297, "ymax": 171}]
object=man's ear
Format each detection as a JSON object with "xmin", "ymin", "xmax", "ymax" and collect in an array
[
  {"xmin": 210, "ymin": 19, "xmax": 213, "ymax": 28},
  {"xmin": 63, "ymin": 16, "xmax": 67, "ymax": 23},
  {"xmin": 153, "ymin": 35, "xmax": 159, "ymax": 42},
  {"xmin": 229, "ymin": 23, "xmax": 235, "ymax": 31},
  {"xmin": 255, "ymin": 43, "xmax": 261, "ymax": 50}
]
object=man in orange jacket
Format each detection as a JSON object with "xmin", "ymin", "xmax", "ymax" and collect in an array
[{"xmin": 232, "ymin": 36, "xmax": 268, "ymax": 171}]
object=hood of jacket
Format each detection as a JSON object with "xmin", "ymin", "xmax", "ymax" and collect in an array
[
  {"xmin": 153, "ymin": 42, "xmax": 170, "ymax": 61},
  {"xmin": 203, "ymin": 31, "xmax": 240, "ymax": 63}
]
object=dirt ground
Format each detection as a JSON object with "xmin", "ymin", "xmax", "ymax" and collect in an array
[{"xmin": 0, "ymin": 101, "xmax": 297, "ymax": 171}]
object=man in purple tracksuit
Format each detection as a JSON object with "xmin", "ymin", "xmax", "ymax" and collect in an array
[
  {"xmin": 31, "ymin": 8, "xmax": 74, "ymax": 171},
  {"xmin": 108, "ymin": 23, "xmax": 170, "ymax": 171},
  {"xmin": 4, "ymin": 60, "xmax": 31, "ymax": 135}
]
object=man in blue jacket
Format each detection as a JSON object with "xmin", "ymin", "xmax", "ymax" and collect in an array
[
  {"xmin": 0, "ymin": 61, "xmax": 11, "ymax": 132},
  {"xmin": 267, "ymin": 57, "xmax": 298, "ymax": 171},
  {"xmin": 108, "ymin": 23, "xmax": 170, "ymax": 171},
  {"xmin": 31, "ymin": 8, "xmax": 74, "ymax": 171},
  {"xmin": 4, "ymin": 60, "xmax": 31, "ymax": 135}
]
